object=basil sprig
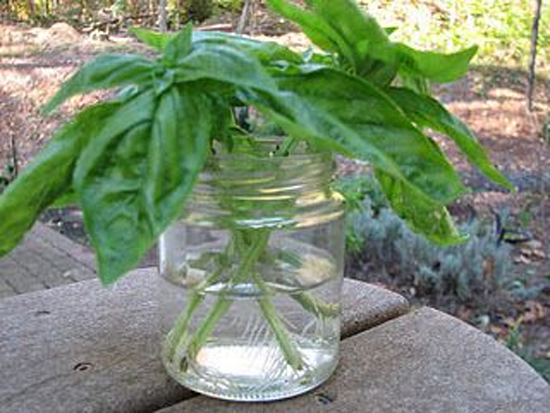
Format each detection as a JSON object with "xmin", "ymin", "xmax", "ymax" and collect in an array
[{"xmin": 0, "ymin": 1, "xmax": 512, "ymax": 284}]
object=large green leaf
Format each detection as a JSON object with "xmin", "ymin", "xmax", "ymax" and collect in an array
[
  {"xmin": 387, "ymin": 87, "xmax": 514, "ymax": 191},
  {"xmin": 43, "ymin": 54, "xmax": 157, "ymax": 114},
  {"xmin": 0, "ymin": 102, "xmax": 120, "ymax": 256},
  {"xmin": 266, "ymin": 0, "xmax": 356, "ymax": 64},
  {"xmin": 272, "ymin": 67, "xmax": 466, "ymax": 204},
  {"xmin": 130, "ymin": 27, "xmax": 174, "ymax": 51},
  {"xmin": 74, "ymin": 91, "xmax": 157, "ymax": 284},
  {"xmin": 192, "ymin": 31, "xmax": 302, "ymax": 66},
  {"xmin": 396, "ymin": 45, "xmax": 478, "ymax": 83},
  {"xmin": 244, "ymin": 81, "xmax": 467, "ymax": 245},
  {"xmin": 74, "ymin": 88, "xmax": 213, "ymax": 284},
  {"xmin": 174, "ymin": 44, "xmax": 278, "ymax": 92},
  {"xmin": 307, "ymin": 0, "xmax": 390, "ymax": 60},
  {"xmin": 164, "ymin": 24, "xmax": 193, "ymax": 65},
  {"xmin": 375, "ymin": 169, "xmax": 467, "ymax": 245},
  {"xmin": 131, "ymin": 27, "xmax": 303, "ymax": 66},
  {"xmin": 270, "ymin": 0, "xmax": 476, "ymax": 85},
  {"xmin": 144, "ymin": 86, "xmax": 213, "ymax": 229}
]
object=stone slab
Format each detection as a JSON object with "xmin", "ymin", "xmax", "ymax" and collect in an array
[
  {"xmin": 0, "ymin": 268, "xmax": 408, "ymax": 413},
  {"xmin": 163, "ymin": 308, "xmax": 550, "ymax": 413}
]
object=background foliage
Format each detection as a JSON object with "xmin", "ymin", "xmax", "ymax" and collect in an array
[
  {"xmin": 360, "ymin": 0, "xmax": 549, "ymax": 70},
  {"xmin": 2, "ymin": 0, "xmax": 548, "ymax": 71}
]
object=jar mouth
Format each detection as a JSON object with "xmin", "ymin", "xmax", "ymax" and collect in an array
[
  {"xmin": 206, "ymin": 138, "xmax": 331, "ymax": 166},
  {"xmin": 185, "ymin": 139, "xmax": 343, "ymax": 229}
]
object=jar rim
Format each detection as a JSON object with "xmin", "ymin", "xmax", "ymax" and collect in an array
[{"xmin": 207, "ymin": 138, "xmax": 331, "ymax": 165}]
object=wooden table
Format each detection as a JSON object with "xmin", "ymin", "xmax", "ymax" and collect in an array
[{"xmin": 1, "ymin": 268, "xmax": 548, "ymax": 412}]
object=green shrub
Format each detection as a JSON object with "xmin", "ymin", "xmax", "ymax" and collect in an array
[
  {"xmin": 215, "ymin": 0, "xmax": 244, "ymax": 12},
  {"xmin": 186, "ymin": 0, "xmax": 214, "ymax": 22},
  {"xmin": 344, "ymin": 174, "xmax": 513, "ymax": 303}
]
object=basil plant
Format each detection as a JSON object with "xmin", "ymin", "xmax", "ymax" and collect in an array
[{"xmin": 0, "ymin": 0, "xmax": 512, "ymax": 286}]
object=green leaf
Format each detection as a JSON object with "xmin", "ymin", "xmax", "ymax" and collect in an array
[
  {"xmin": 375, "ymin": 169, "xmax": 467, "ymax": 245},
  {"xmin": 75, "ymin": 88, "xmax": 214, "ymax": 284},
  {"xmin": 271, "ymin": 0, "xmax": 392, "ymax": 73},
  {"xmin": 266, "ymin": 0, "xmax": 356, "ymax": 63},
  {"xmin": 130, "ymin": 27, "xmax": 174, "ymax": 51},
  {"xmin": 164, "ymin": 24, "xmax": 193, "ymax": 65},
  {"xmin": 308, "ymin": 0, "xmax": 390, "ymax": 57},
  {"xmin": 387, "ymin": 87, "xmax": 514, "ymax": 191},
  {"xmin": 269, "ymin": 0, "xmax": 476, "ymax": 85},
  {"xmin": 396, "ymin": 45, "xmax": 478, "ymax": 83},
  {"xmin": 239, "ymin": 87, "xmax": 354, "ymax": 157},
  {"xmin": 144, "ymin": 86, "xmax": 213, "ymax": 229},
  {"xmin": 271, "ymin": 67, "xmax": 466, "ymax": 204},
  {"xmin": 74, "ymin": 91, "xmax": 156, "ymax": 284},
  {"xmin": 174, "ymin": 44, "xmax": 278, "ymax": 92},
  {"xmin": 0, "ymin": 102, "xmax": 120, "ymax": 256},
  {"xmin": 192, "ymin": 31, "xmax": 302, "ymax": 65},
  {"xmin": 43, "ymin": 54, "xmax": 157, "ymax": 114}
]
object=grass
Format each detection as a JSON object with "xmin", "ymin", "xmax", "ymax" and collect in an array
[{"xmin": 359, "ymin": 0, "xmax": 549, "ymax": 71}]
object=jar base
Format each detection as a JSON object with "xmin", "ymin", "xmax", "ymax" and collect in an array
[{"xmin": 163, "ymin": 340, "xmax": 339, "ymax": 402}]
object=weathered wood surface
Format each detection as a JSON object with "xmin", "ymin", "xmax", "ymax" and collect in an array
[
  {"xmin": 163, "ymin": 308, "xmax": 550, "ymax": 413},
  {"xmin": 0, "ymin": 223, "xmax": 96, "ymax": 298},
  {"xmin": 0, "ymin": 268, "xmax": 408, "ymax": 413}
]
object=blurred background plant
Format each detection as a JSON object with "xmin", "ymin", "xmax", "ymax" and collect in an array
[
  {"xmin": 337, "ymin": 173, "xmax": 549, "ymax": 381},
  {"xmin": 338, "ymin": 175, "xmax": 514, "ymax": 308},
  {"xmin": 2, "ymin": 0, "xmax": 547, "ymax": 70},
  {"xmin": 359, "ymin": 0, "xmax": 549, "ymax": 71}
]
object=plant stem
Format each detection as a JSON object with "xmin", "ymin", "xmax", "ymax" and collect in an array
[
  {"xmin": 250, "ymin": 270, "xmax": 304, "ymax": 370},
  {"xmin": 258, "ymin": 297, "xmax": 303, "ymax": 370},
  {"xmin": 291, "ymin": 292, "xmax": 340, "ymax": 319},
  {"xmin": 175, "ymin": 229, "xmax": 306, "ymax": 372},
  {"xmin": 182, "ymin": 230, "xmax": 270, "ymax": 359},
  {"xmin": 167, "ymin": 265, "xmax": 224, "ymax": 362}
]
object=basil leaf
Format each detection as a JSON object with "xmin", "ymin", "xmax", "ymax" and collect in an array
[
  {"xmin": 387, "ymin": 87, "xmax": 514, "ymax": 191},
  {"xmin": 396, "ymin": 45, "xmax": 478, "ymax": 83},
  {"xmin": 272, "ymin": 0, "xmax": 476, "ymax": 85},
  {"xmin": 74, "ymin": 91, "xmax": 156, "ymax": 283},
  {"xmin": 271, "ymin": 0, "xmax": 392, "ymax": 73},
  {"xmin": 192, "ymin": 31, "xmax": 302, "ymax": 65},
  {"xmin": 266, "ymin": 0, "xmax": 356, "ymax": 63},
  {"xmin": 241, "ymin": 88, "xmax": 354, "ymax": 156},
  {"xmin": 164, "ymin": 24, "xmax": 193, "ymax": 66},
  {"xmin": 75, "ymin": 88, "xmax": 213, "ymax": 284},
  {"xmin": 273, "ymin": 67, "xmax": 466, "ymax": 204},
  {"xmin": 0, "ymin": 102, "xmax": 119, "ymax": 256},
  {"xmin": 375, "ymin": 169, "xmax": 467, "ymax": 245},
  {"xmin": 308, "ymin": 0, "xmax": 390, "ymax": 57},
  {"xmin": 144, "ymin": 86, "xmax": 213, "ymax": 229},
  {"xmin": 43, "ymin": 54, "xmax": 157, "ymax": 114},
  {"xmin": 174, "ymin": 44, "xmax": 278, "ymax": 92},
  {"xmin": 131, "ymin": 27, "xmax": 174, "ymax": 51}
]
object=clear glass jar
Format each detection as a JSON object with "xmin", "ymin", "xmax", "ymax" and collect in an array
[{"xmin": 158, "ymin": 143, "xmax": 345, "ymax": 401}]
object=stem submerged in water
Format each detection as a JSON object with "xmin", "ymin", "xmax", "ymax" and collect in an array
[
  {"xmin": 169, "ymin": 229, "xmax": 307, "ymax": 371},
  {"xmin": 167, "ymin": 228, "xmax": 338, "ymax": 373}
]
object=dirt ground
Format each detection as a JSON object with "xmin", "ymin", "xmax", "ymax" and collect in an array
[{"xmin": 1, "ymin": 21, "xmax": 549, "ymax": 377}]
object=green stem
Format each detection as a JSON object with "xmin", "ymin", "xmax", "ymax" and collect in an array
[
  {"xmin": 169, "ymin": 229, "xmax": 333, "ymax": 373},
  {"xmin": 258, "ymin": 297, "xmax": 303, "ymax": 370},
  {"xmin": 251, "ymin": 271, "xmax": 304, "ymax": 370},
  {"xmin": 291, "ymin": 292, "xmax": 340, "ymax": 319},
  {"xmin": 167, "ymin": 265, "xmax": 224, "ymax": 362},
  {"xmin": 184, "ymin": 230, "xmax": 271, "ymax": 359}
]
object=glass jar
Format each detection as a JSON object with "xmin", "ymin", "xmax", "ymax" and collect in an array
[{"xmin": 158, "ymin": 142, "xmax": 345, "ymax": 401}]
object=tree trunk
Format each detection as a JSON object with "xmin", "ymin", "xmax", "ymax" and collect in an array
[
  {"xmin": 159, "ymin": 0, "xmax": 167, "ymax": 31},
  {"xmin": 237, "ymin": 0, "xmax": 256, "ymax": 34},
  {"xmin": 527, "ymin": 0, "xmax": 543, "ymax": 112}
]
